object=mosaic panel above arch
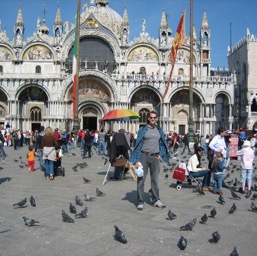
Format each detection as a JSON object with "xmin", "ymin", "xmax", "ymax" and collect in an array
[
  {"xmin": 131, "ymin": 88, "xmax": 160, "ymax": 105},
  {"xmin": 23, "ymin": 45, "xmax": 53, "ymax": 61},
  {"xmin": 67, "ymin": 78, "xmax": 111, "ymax": 102},
  {"xmin": 128, "ymin": 46, "xmax": 158, "ymax": 62},
  {"xmin": 170, "ymin": 90, "xmax": 201, "ymax": 105},
  {"xmin": 0, "ymin": 46, "xmax": 13, "ymax": 61},
  {"xmin": 18, "ymin": 86, "xmax": 48, "ymax": 102},
  {"xmin": 173, "ymin": 49, "xmax": 195, "ymax": 64}
]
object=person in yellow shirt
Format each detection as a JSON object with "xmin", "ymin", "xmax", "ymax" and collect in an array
[{"xmin": 27, "ymin": 145, "xmax": 35, "ymax": 172}]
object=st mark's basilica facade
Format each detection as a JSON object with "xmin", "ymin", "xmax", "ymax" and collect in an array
[{"xmin": 0, "ymin": 0, "xmax": 234, "ymax": 134}]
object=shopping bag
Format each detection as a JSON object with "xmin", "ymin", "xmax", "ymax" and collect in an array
[{"xmin": 172, "ymin": 167, "xmax": 186, "ymax": 181}]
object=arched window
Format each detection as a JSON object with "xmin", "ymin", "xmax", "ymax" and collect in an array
[
  {"xmin": 35, "ymin": 65, "xmax": 41, "ymax": 74},
  {"xmin": 251, "ymin": 98, "xmax": 257, "ymax": 112},
  {"xmin": 178, "ymin": 68, "xmax": 184, "ymax": 76},
  {"xmin": 30, "ymin": 107, "xmax": 42, "ymax": 121},
  {"xmin": 0, "ymin": 65, "xmax": 3, "ymax": 73},
  {"xmin": 139, "ymin": 108, "xmax": 150, "ymax": 123}
]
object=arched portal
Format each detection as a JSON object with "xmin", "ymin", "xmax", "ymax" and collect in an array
[
  {"xmin": 215, "ymin": 94, "xmax": 229, "ymax": 131},
  {"xmin": 0, "ymin": 89, "xmax": 8, "ymax": 126},
  {"xmin": 170, "ymin": 90, "xmax": 202, "ymax": 133}
]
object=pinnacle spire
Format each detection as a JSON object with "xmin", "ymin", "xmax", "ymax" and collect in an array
[
  {"xmin": 54, "ymin": 6, "xmax": 62, "ymax": 26},
  {"xmin": 16, "ymin": 6, "xmax": 23, "ymax": 27},
  {"xmin": 160, "ymin": 9, "xmax": 168, "ymax": 29},
  {"xmin": 201, "ymin": 10, "xmax": 209, "ymax": 29},
  {"xmin": 122, "ymin": 7, "xmax": 129, "ymax": 26}
]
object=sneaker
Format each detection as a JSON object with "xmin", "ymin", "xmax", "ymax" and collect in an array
[
  {"xmin": 153, "ymin": 200, "xmax": 166, "ymax": 208},
  {"xmin": 50, "ymin": 174, "xmax": 54, "ymax": 180},
  {"xmin": 137, "ymin": 204, "xmax": 144, "ymax": 211}
]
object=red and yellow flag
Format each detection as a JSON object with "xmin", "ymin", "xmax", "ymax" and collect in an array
[{"xmin": 163, "ymin": 9, "xmax": 186, "ymax": 100}]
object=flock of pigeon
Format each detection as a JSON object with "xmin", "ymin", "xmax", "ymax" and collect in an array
[{"xmin": 8, "ymin": 148, "xmax": 257, "ymax": 255}]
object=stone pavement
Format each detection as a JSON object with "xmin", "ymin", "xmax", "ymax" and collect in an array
[{"xmin": 0, "ymin": 145, "xmax": 257, "ymax": 256}]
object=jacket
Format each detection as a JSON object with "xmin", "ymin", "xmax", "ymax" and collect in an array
[{"xmin": 129, "ymin": 125, "xmax": 169, "ymax": 164}]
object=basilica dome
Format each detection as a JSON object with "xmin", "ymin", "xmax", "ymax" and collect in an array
[{"xmin": 80, "ymin": 0, "xmax": 122, "ymax": 37}]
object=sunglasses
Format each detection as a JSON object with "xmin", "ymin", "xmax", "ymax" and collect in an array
[{"xmin": 149, "ymin": 116, "xmax": 157, "ymax": 119}]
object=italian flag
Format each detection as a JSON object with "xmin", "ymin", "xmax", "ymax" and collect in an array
[{"xmin": 72, "ymin": 0, "xmax": 80, "ymax": 118}]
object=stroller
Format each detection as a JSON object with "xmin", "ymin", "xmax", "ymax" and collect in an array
[
  {"xmin": 54, "ymin": 149, "xmax": 65, "ymax": 177},
  {"xmin": 172, "ymin": 155, "xmax": 201, "ymax": 190}
]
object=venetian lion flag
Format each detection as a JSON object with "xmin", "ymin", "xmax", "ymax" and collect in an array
[
  {"xmin": 72, "ymin": 0, "xmax": 81, "ymax": 118},
  {"xmin": 162, "ymin": 9, "xmax": 186, "ymax": 100}
]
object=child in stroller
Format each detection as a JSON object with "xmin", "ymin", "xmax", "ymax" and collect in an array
[{"xmin": 54, "ymin": 148, "xmax": 65, "ymax": 177}]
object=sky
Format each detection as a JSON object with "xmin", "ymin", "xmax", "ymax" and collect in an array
[{"xmin": 0, "ymin": 0, "xmax": 256, "ymax": 68}]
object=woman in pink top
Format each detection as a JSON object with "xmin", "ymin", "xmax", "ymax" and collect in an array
[{"xmin": 237, "ymin": 140, "xmax": 255, "ymax": 197}]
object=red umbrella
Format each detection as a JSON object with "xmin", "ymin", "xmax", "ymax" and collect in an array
[{"xmin": 102, "ymin": 109, "xmax": 140, "ymax": 121}]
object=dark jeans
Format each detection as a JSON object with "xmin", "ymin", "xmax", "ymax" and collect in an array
[
  {"xmin": 182, "ymin": 143, "xmax": 191, "ymax": 154},
  {"xmin": 137, "ymin": 152, "xmax": 160, "ymax": 204},
  {"xmin": 190, "ymin": 169, "xmax": 211, "ymax": 187},
  {"xmin": 84, "ymin": 143, "xmax": 92, "ymax": 158},
  {"xmin": 114, "ymin": 166, "xmax": 124, "ymax": 179}
]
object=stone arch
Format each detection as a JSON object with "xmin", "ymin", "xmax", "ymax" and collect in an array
[
  {"xmin": 0, "ymin": 88, "xmax": 8, "ymax": 124},
  {"xmin": 62, "ymin": 70, "xmax": 118, "ymax": 101},
  {"xmin": 215, "ymin": 93, "xmax": 230, "ymax": 129},
  {"xmin": 214, "ymin": 90, "xmax": 232, "ymax": 104}
]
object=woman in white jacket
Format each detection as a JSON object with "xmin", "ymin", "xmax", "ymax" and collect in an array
[{"xmin": 237, "ymin": 140, "xmax": 255, "ymax": 197}]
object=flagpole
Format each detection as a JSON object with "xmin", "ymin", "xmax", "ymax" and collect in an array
[
  {"xmin": 73, "ymin": 0, "xmax": 81, "ymax": 133},
  {"xmin": 188, "ymin": 0, "xmax": 194, "ymax": 144}
]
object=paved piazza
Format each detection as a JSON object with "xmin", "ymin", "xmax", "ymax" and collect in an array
[{"xmin": 0, "ymin": 145, "xmax": 257, "ymax": 255}]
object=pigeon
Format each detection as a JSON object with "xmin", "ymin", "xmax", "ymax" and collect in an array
[
  {"xmin": 75, "ymin": 206, "xmax": 88, "ymax": 218},
  {"xmin": 83, "ymin": 177, "xmax": 91, "ymax": 183},
  {"xmin": 104, "ymin": 158, "xmax": 108, "ymax": 165},
  {"xmin": 230, "ymin": 246, "xmax": 239, "ymax": 256},
  {"xmin": 72, "ymin": 153, "xmax": 76, "ymax": 156},
  {"xmin": 233, "ymin": 177, "xmax": 240, "ymax": 186},
  {"xmin": 245, "ymin": 190, "xmax": 252, "ymax": 199},
  {"xmin": 230, "ymin": 189, "xmax": 241, "ymax": 200},
  {"xmin": 200, "ymin": 213, "xmax": 208, "ymax": 224},
  {"xmin": 218, "ymin": 194, "xmax": 226, "ymax": 204},
  {"xmin": 19, "ymin": 156, "xmax": 22, "ymax": 159},
  {"xmin": 165, "ymin": 174, "xmax": 169, "ymax": 179},
  {"xmin": 251, "ymin": 193, "xmax": 257, "ymax": 201},
  {"xmin": 19, "ymin": 165, "xmax": 25, "ymax": 169},
  {"xmin": 30, "ymin": 196, "xmax": 36, "ymax": 207},
  {"xmin": 148, "ymin": 188, "xmax": 153, "ymax": 196},
  {"xmin": 224, "ymin": 173, "xmax": 230, "ymax": 180},
  {"xmin": 84, "ymin": 194, "xmax": 95, "ymax": 201},
  {"xmin": 13, "ymin": 159, "xmax": 19, "ymax": 162},
  {"xmin": 212, "ymin": 231, "xmax": 220, "ymax": 243},
  {"xmin": 23, "ymin": 216, "xmax": 39, "ymax": 226},
  {"xmin": 114, "ymin": 225, "xmax": 127, "ymax": 244},
  {"xmin": 210, "ymin": 207, "xmax": 217, "ymax": 218},
  {"xmin": 197, "ymin": 188, "xmax": 205, "ymax": 195},
  {"xmin": 69, "ymin": 202, "xmax": 77, "ymax": 214},
  {"xmin": 226, "ymin": 179, "xmax": 234, "ymax": 186},
  {"xmin": 96, "ymin": 187, "xmax": 105, "ymax": 197},
  {"xmin": 72, "ymin": 165, "xmax": 78, "ymax": 172},
  {"xmin": 75, "ymin": 195, "xmax": 83, "ymax": 206},
  {"xmin": 167, "ymin": 209, "xmax": 177, "ymax": 220},
  {"xmin": 13, "ymin": 198, "xmax": 27, "ymax": 208},
  {"xmin": 177, "ymin": 236, "xmax": 187, "ymax": 250},
  {"xmin": 251, "ymin": 202, "xmax": 257, "ymax": 212},
  {"xmin": 180, "ymin": 218, "xmax": 197, "ymax": 231},
  {"xmin": 62, "ymin": 210, "xmax": 74, "ymax": 223},
  {"xmin": 229, "ymin": 203, "xmax": 237, "ymax": 214}
]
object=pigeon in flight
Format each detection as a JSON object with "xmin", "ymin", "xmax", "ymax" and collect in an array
[
  {"xmin": 177, "ymin": 236, "xmax": 187, "ymax": 250},
  {"xmin": 30, "ymin": 196, "xmax": 36, "ymax": 207},
  {"xmin": 84, "ymin": 194, "xmax": 95, "ymax": 202},
  {"xmin": 218, "ymin": 194, "xmax": 226, "ymax": 205},
  {"xmin": 251, "ymin": 202, "xmax": 257, "ymax": 212},
  {"xmin": 75, "ymin": 195, "xmax": 83, "ymax": 206},
  {"xmin": 114, "ymin": 225, "xmax": 127, "ymax": 244},
  {"xmin": 230, "ymin": 189, "xmax": 241, "ymax": 200},
  {"xmin": 75, "ymin": 207, "xmax": 88, "ymax": 218},
  {"xmin": 180, "ymin": 218, "xmax": 197, "ymax": 231},
  {"xmin": 229, "ymin": 203, "xmax": 237, "ymax": 214},
  {"xmin": 209, "ymin": 207, "xmax": 217, "ymax": 218},
  {"xmin": 167, "ymin": 209, "xmax": 177, "ymax": 220},
  {"xmin": 212, "ymin": 231, "xmax": 220, "ymax": 243},
  {"xmin": 62, "ymin": 210, "xmax": 74, "ymax": 223},
  {"xmin": 23, "ymin": 216, "xmax": 39, "ymax": 226},
  {"xmin": 96, "ymin": 187, "xmax": 105, "ymax": 197},
  {"xmin": 69, "ymin": 202, "xmax": 77, "ymax": 214},
  {"xmin": 230, "ymin": 246, "xmax": 239, "ymax": 256},
  {"xmin": 13, "ymin": 198, "xmax": 27, "ymax": 208},
  {"xmin": 200, "ymin": 213, "xmax": 208, "ymax": 224},
  {"xmin": 83, "ymin": 177, "xmax": 91, "ymax": 183}
]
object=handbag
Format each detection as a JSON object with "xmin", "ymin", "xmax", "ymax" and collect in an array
[
  {"xmin": 172, "ymin": 167, "xmax": 186, "ymax": 181},
  {"xmin": 112, "ymin": 155, "xmax": 127, "ymax": 167}
]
